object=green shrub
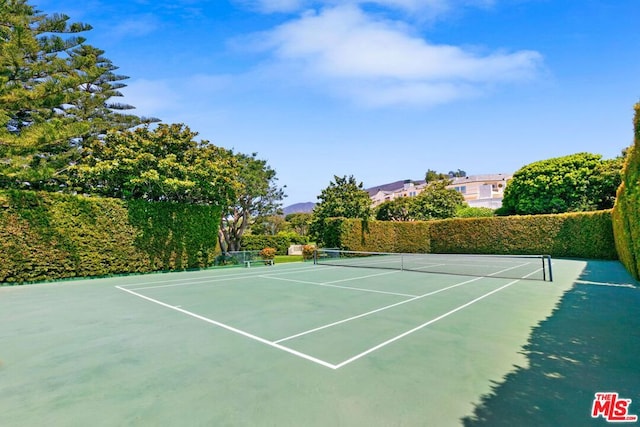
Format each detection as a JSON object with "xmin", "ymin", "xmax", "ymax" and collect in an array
[
  {"xmin": 0, "ymin": 191, "xmax": 221, "ymax": 284},
  {"xmin": 240, "ymin": 235, "xmax": 292, "ymax": 254},
  {"xmin": 612, "ymin": 103, "xmax": 640, "ymax": 279},
  {"xmin": 456, "ymin": 206, "xmax": 495, "ymax": 218}
]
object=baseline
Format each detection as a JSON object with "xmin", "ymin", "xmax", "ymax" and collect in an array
[{"xmin": 115, "ymin": 285, "xmax": 339, "ymax": 369}]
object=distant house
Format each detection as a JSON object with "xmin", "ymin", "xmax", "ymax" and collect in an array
[
  {"xmin": 368, "ymin": 179, "xmax": 425, "ymax": 207},
  {"xmin": 367, "ymin": 174, "xmax": 511, "ymax": 209}
]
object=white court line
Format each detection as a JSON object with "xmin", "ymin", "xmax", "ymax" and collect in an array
[
  {"xmin": 274, "ymin": 276, "xmax": 484, "ymax": 344},
  {"xmin": 333, "ymin": 278, "xmax": 522, "ymax": 369},
  {"xmin": 274, "ymin": 262, "xmax": 533, "ymax": 345},
  {"xmin": 115, "ymin": 285, "xmax": 338, "ymax": 370},
  {"xmin": 261, "ymin": 272, "xmax": 418, "ymax": 298},
  {"xmin": 117, "ymin": 263, "xmax": 542, "ymax": 370},
  {"xmin": 118, "ymin": 264, "xmax": 326, "ymax": 289},
  {"xmin": 575, "ymin": 280, "xmax": 637, "ymax": 289}
]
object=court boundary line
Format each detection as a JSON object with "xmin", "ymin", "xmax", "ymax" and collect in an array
[
  {"xmin": 117, "ymin": 264, "xmax": 327, "ymax": 290},
  {"xmin": 260, "ymin": 272, "xmax": 418, "ymax": 298},
  {"xmin": 333, "ymin": 278, "xmax": 522, "ymax": 369},
  {"xmin": 274, "ymin": 276, "xmax": 484, "ymax": 344},
  {"xmin": 575, "ymin": 280, "xmax": 637, "ymax": 289},
  {"xmin": 115, "ymin": 285, "xmax": 339, "ymax": 369},
  {"xmin": 115, "ymin": 265, "xmax": 544, "ymax": 370}
]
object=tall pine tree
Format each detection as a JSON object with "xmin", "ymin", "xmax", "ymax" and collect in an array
[{"xmin": 0, "ymin": 0, "xmax": 156, "ymax": 190}]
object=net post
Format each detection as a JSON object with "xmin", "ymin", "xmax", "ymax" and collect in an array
[
  {"xmin": 313, "ymin": 249, "xmax": 318, "ymax": 265},
  {"xmin": 546, "ymin": 255, "xmax": 553, "ymax": 282}
]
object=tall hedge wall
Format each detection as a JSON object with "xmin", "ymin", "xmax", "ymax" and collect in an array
[
  {"xmin": 0, "ymin": 191, "xmax": 221, "ymax": 283},
  {"xmin": 326, "ymin": 210, "xmax": 617, "ymax": 260},
  {"xmin": 430, "ymin": 210, "xmax": 617, "ymax": 259},
  {"xmin": 328, "ymin": 219, "xmax": 430, "ymax": 253},
  {"xmin": 612, "ymin": 103, "xmax": 640, "ymax": 279}
]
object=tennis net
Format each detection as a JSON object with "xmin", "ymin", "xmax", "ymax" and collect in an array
[{"xmin": 314, "ymin": 249, "xmax": 553, "ymax": 282}]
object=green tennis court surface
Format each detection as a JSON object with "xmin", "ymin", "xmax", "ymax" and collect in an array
[{"xmin": 1, "ymin": 258, "xmax": 638, "ymax": 426}]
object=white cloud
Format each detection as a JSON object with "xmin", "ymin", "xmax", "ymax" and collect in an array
[
  {"xmin": 120, "ymin": 79, "xmax": 181, "ymax": 117},
  {"xmin": 239, "ymin": 0, "xmax": 495, "ymax": 15},
  {"xmin": 256, "ymin": 5, "xmax": 542, "ymax": 106},
  {"xmin": 112, "ymin": 14, "xmax": 160, "ymax": 37}
]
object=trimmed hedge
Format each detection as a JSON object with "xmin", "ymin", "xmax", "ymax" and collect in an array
[
  {"xmin": 612, "ymin": 103, "xmax": 640, "ymax": 279},
  {"xmin": 332, "ymin": 219, "xmax": 430, "ymax": 253},
  {"xmin": 0, "ymin": 191, "xmax": 221, "ymax": 283},
  {"xmin": 324, "ymin": 210, "xmax": 617, "ymax": 260},
  {"xmin": 430, "ymin": 210, "xmax": 617, "ymax": 259}
]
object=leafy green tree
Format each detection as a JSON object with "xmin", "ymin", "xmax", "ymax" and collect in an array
[
  {"xmin": 310, "ymin": 175, "xmax": 372, "ymax": 243},
  {"xmin": 425, "ymin": 169, "xmax": 449, "ymax": 183},
  {"xmin": 71, "ymin": 123, "xmax": 238, "ymax": 205},
  {"xmin": 250, "ymin": 215, "xmax": 289, "ymax": 235},
  {"xmin": 375, "ymin": 197, "xmax": 414, "ymax": 221},
  {"xmin": 285, "ymin": 212, "xmax": 312, "ymax": 236},
  {"xmin": 0, "ymin": 0, "xmax": 155, "ymax": 190},
  {"xmin": 218, "ymin": 153, "xmax": 285, "ymax": 252},
  {"xmin": 448, "ymin": 169, "xmax": 467, "ymax": 178},
  {"xmin": 411, "ymin": 180, "xmax": 466, "ymax": 220},
  {"xmin": 499, "ymin": 152, "xmax": 622, "ymax": 215}
]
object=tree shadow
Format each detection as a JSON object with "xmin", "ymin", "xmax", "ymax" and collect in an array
[{"xmin": 462, "ymin": 260, "xmax": 640, "ymax": 426}]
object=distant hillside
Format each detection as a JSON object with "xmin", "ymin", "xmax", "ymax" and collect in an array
[{"xmin": 283, "ymin": 202, "xmax": 315, "ymax": 215}]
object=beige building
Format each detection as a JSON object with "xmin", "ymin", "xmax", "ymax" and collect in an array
[{"xmin": 367, "ymin": 173, "xmax": 512, "ymax": 209}]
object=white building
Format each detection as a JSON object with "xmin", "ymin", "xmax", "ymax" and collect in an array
[{"xmin": 367, "ymin": 174, "xmax": 512, "ymax": 209}]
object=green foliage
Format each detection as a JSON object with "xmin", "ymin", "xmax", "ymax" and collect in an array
[
  {"xmin": 127, "ymin": 200, "xmax": 221, "ymax": 271},
  {"xmin": 456, "ymin": 206, "xmax": 495, "ymax": 218},
  {"xmin": 425, "ymin": 169, "xmax": 450, "ymax": 182},
  {"xmin": 326, "ymin": 218, "xmax": 430, "ymax": 253},
  {"xmin": 276, "ymin": 231, "xmax": 308, "ymax": 245},
  {"xmin": 310, "ymin": 175, "xmax": 372, "ymax": 245},
  {"xmin": 500, "ymin": 152, "xmax": 622, "ymax": 215},
  {"xmin": 240, "ymin": 234, "xmax": 293, "ymax": 255},
  {"xmin": 0, "ymin": 1, "xmax": 155, "ymax": 191},
  {"xmin": 219, "ymin": 152, "xmax": 285, "ymax": 252},
  {"xmin": 72, "ymin": 124, "xmax": 238, "ymax": 205},
  {"xmin": 326, "ymin": 211, "xmax": 616, "ymax": 260},
  {"xmin": 612, "ymin": 103, "xmax": 640, "ymax": 279},
  {"xmin": 250, "ymin": 215, "xmax": 289, "ymax": 235},
  {"xmin": 375, "ymin": 197, "xmax": 413, "ymax": 221},
  {"xmin": 0, "ymin": 190, "xmax": 221, "ymax": 283},
  {"xmin": 375, "ymin": 183, "xmax": 466, "ymax": 222},
  {"xmin": 411, "ymin": 180, "xmax": 466, "ymax": 220},
  {"xmin": 285, "ymin": 212, "xmax": 312, "ymax": 236},
  {"xmin": 430, "ymin": 211, "xmax": 617, "ymax": 259},
  {"xmin": 0, "ymin": 190, "xmax": 147, "ymax": 282}
]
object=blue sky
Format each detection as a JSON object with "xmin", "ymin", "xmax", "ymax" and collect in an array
[{"xmin": 36, "ymin": 0, "xmax": 640, "ymax": 204}]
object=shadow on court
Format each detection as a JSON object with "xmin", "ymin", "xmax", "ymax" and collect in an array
[{"xmin": 462, "ymin": 260, "xmax": 640, "ymax": 427}]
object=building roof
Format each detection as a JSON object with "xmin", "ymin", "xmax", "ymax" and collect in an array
[
  {"xmin": 366, "ymin": 174, "xmax": 511, "ymax": 196},
  {"xmin": 365, "ymin": 179, "xmax": 426, "ymax": 197}
]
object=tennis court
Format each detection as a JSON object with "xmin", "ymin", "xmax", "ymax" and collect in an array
[{"xmin": 1, "ymin": 256, "xmax": 638, "ymax": 426}]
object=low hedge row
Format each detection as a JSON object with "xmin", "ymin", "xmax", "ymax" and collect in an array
[
  {"xmin": 324, "ymin": 209, "xmax": 617, "ymax": 260},
  {"xmin": 0, "ymin": 191, "xmax": 221, "ymax": 283}
]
